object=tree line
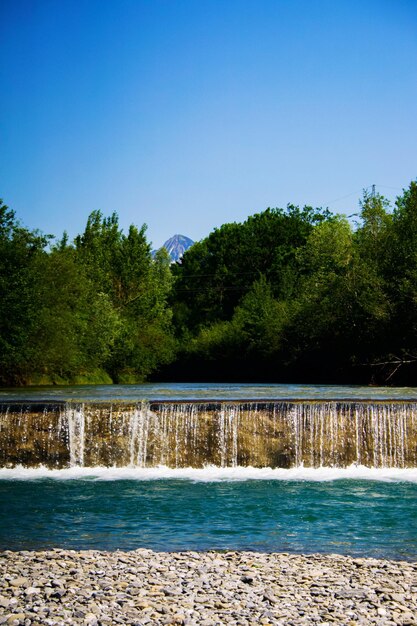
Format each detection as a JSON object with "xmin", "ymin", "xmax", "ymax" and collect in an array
[
  {"xmin": 1, "ymin": 180, "xmax": 417, "ymax": 386},
  {"xmin": 0, "ymin": 206, "xmax": 174, "ymax": 385}
]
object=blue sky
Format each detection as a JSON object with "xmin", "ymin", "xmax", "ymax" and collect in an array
[{"xmin": 1, "ymin": 0, "xmax": 416, "ymax": 248}]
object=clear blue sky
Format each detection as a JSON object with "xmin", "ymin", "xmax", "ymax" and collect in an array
[{"xmin": 1, "ymin": 0, "xmax": 416, "ymax": 248}]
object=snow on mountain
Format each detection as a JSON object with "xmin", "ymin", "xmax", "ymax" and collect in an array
[{"xmin": 153, "ymin": 234, "xmax": 194, "ymax": 262}]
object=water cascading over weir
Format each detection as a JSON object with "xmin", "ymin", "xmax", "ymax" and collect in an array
[{"xmin": 1, "ymin": 400, "xmax": 417, "ymax": 469}]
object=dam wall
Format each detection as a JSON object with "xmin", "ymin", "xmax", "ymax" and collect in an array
[{"xmin": 1, "ymin": 400, "xmax": 416, "ymax": 469}]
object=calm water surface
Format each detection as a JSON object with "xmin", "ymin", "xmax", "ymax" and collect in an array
[
  {"xmin": 1, "ymin": 475, "xmax": 416, "ymax": 559},
  {"xmin": 2, "ymin": 382, "xmax": 417, "ymax": 401}
]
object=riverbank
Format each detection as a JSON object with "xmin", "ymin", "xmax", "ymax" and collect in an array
[{"xmin": 0, "ymin": 550, "xmax": 416, "ymax": 625}]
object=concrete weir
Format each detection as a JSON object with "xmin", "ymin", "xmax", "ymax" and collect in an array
[{"xmin": 1, "ymin": 399, "xmax": 417, "ymax": 469}]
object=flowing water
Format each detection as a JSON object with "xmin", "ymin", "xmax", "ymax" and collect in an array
[
  {"xmin": 1, "ymin": 384, "xmax": 417, "ymax": 557},
  {"xmin": 1, "ymin": 400, "xmax": 417, "ymax": 468},
  {"xmin": 0, "ymin": 470, "xmax": 417, "ymax": 558}
]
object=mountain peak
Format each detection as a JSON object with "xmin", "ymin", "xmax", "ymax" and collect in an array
[{"xmin": 154, "ymin": 234, "xmax": 194, "ymax": 262}]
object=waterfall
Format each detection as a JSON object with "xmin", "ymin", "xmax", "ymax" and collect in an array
[
  {"xmin": 1, "ymin": 400, "xmax": 417, "ymax": 469},
  {"xmin": 218, "ymin": 403, "xmax": 240, "ymax": 467},
  {"xmin": 65, "ymin": 405, "xmax": 85, "ymax": 466},
  {"xmin": 128, "ymin": 404, "xmax": 149, "ymax": 467}
]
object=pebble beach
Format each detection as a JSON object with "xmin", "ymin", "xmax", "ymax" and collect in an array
[{"xmin": 0, "ymin": 549, "xmax": 416, "ymax": 626}]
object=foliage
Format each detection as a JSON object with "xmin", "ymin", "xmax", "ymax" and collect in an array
[
  {"xmin": 171, "ymin": 205, "xmax": 330, "ymax": 333},
  {"xmin": 0, "ymin": 201, "xmax": 51, "ymax": 383},
  {"xmin": 0, "ymin": 204, "xmax": 176, "ymax": 385},
  {"xmin": 166, "ymin": 183, "xmax": 417, "ymax": 383},
  {"xmin": 3, "ymin": 181, "xmax": 417, "ymax": 385}
]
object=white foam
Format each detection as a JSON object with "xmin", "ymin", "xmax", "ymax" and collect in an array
[{"xmin": 1, "ymin": 464, "xmax": 417, "ymax": 483}]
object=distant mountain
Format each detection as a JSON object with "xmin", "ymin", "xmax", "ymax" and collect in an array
[{"xmin": 153, "ymin": 234, "xmax": 194, "ymax": 263}]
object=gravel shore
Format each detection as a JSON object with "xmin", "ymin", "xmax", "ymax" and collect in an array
[{"xmin": 0, "ymin": 549, "xmax": 416, "ymax": 626}]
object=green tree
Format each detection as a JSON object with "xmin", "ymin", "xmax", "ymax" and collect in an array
[
  {"xmin": 75, "ymin": 210, "xmax": 124, "ymax": 300},
  {"xmin": 109, "ymin": 245, "xmax": 176, "ymax": 382},
  {"xmin": 29, "ymin": 246, "xmax": 121, "ymax": 382},
  {"xmin": 283, "ymin": 213, "xmax": 391, "ymax": 379},
  {"xmin": 232, "ymin": 276, "xmax": 290, "ymax": 357},
  {"xmin": 0, "ymin": 201, "xmax": 51, "ymax": 384},
  {"xmin": 172, "ymin": 205, "xmax": 331, "ymax": 333},
  {"xmin": 75, "ymin": 210, "xmax": 176, "ymax": 382},
  {"xmin": 375, "ymin": 181, "xmax": 417, "ymax": 381}
]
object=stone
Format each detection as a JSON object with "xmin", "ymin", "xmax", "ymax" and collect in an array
[
  {"xmin": 24, "ymin": 587, "xmax": 40, "ymax": 596},
  {"xmin": 0, "ymin": 549, "xmax": 415, "ymax": 625},
  {"xmin": 9, "ymin": 579, "xmax": 28, "ymax": 588},
  {"xmin": 241, "ymin": 575, "xmax": 254, "ymax": 584}
]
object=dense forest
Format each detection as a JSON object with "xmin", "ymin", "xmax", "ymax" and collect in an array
[{"xmin": 1, "ymin": 180, "xmax": 417, "ymax": 386}]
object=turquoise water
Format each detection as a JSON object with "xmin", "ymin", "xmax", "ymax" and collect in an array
[
  {"xmin": 1, "ymin": 472, "xmax": 416, "ymax": 559},
  {"xmin": 2, "ymin": 382, "xmax": 417, "ymax": 401},
  {"xmin": 2, "ymin": 383, "xmax": 417, "ymax": 558}
]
